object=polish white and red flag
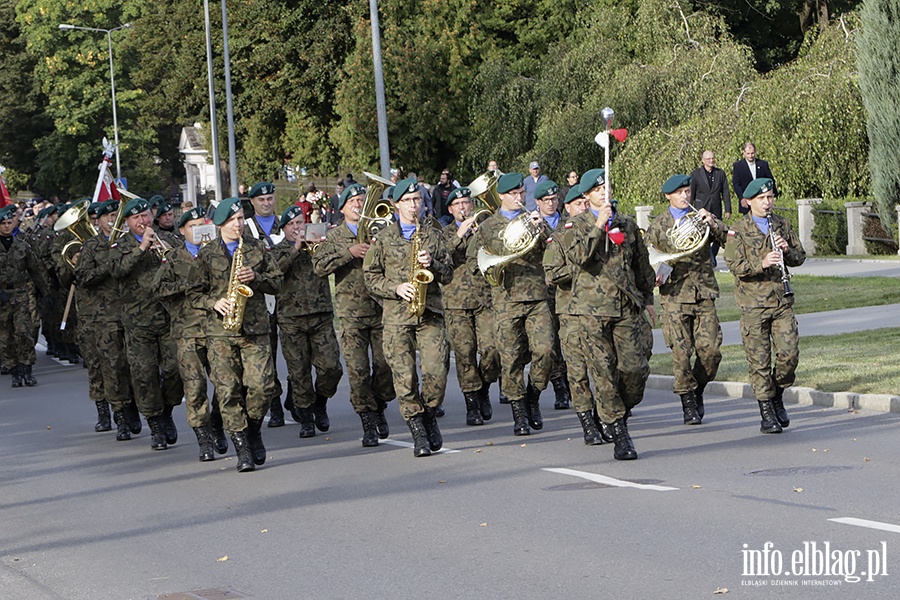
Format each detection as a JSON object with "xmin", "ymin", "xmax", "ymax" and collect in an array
[
  {"xmin": 0, "ymin": 166, "xmax": 11, "ymax": 208},
  {"xmin": 91, "ymin": 138, "xmax": 121, "ymax": 204}
]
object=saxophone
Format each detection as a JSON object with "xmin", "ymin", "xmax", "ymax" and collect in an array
[
  {"xmin": 223, "ymin": 236, "xmax": 255, "ymax": 332},
  {"xmin": 407, "ymin": 218, "xmax": 434, "ymax": 317}
]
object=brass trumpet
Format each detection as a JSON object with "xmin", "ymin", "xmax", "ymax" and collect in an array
[
  {"xmin": 55, "ymin": 199, "xmax": 98, "ymax": 269},
  {"xmin": 466, "ymin": 169, "xmax": 501, "ymax": 232}
]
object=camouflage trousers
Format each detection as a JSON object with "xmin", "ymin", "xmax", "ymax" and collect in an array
[
  {"xmin": 124, "ymin": 322, "xmax": 183, "ymax": 418},
  {"xmin": 739, "ymin": 304, "xmax": 799, "ymax": 401},
  {"xmin": 176, "ymin": 337, "xmax": 213, "ymax": 428},
  {"xmin": 339, "ymin": 314, "xmax": 395, "ymax": 413},
  {"xmin": 383, "ymin": 312, "xmax": 449, "ymax": 420},
  {"xmin": 547, "ymin": 298, "xmax": 567, "ymax": 381},
  {"xmin": 77, "ymin": 319, "xmax": 105, "ymax": 402},
  {"xmin": 580, "ymin": 307, "xmax": 650, "ymax": 424},
  {"xmin": 267, "ymin": 312, "xmax": 283, "ymax": 402},
  {"xmin": 88, "ymin": 321, "xmax": 131, "ymax": 412},
  {"xmin": 496, "ymin": 299, "xmax": 556, "ymax": 402},
  {"xmin": 207, "ymin": 334, "xmax": 274, "ymax": 432},
  {"xmin": 661, "ymin": 298, "xmax": 722, "ymax": 394},
  {"xmin": 444, "ymin": 306, "xmax": 500, "ymax": 394},
  {"xmin": 0, "ymin": 289, "xmax": 36, "ymax": 366},
  {"xmin": 559, "ymin": 314, "xmax": 594, "ymax": 413},
  {"xmin": 280, "ymin": 313, "xmax": 343, "ymax": 410}
]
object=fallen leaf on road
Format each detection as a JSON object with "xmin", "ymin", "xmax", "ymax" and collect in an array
[
  {"xmin": 217, "ymin": 556, "xmax": 228, "ymax": 562},
  {"xmin": 520, "ymin": 443, "xmax": 526, "ymax": 447},
  {"xmin": 691, "ymin": 485, "xmax": 701, "ymax": 489},
  {"xmin": 479, "ymin": 523, "xmax": 488, "ymax": 527},
  {"xmin": 47, "ymin": 426, "xmax": 51, "ymax": 430},
  {"xmin": 812, "ymin": 448, "xmax": 817, "ymax": 452},
  {"xmin": 474, "ymin": 449, "xmax": 482, "ymax": 453},
  {"xmin": 325, "ymin": 437, "xmax": 332, "ymax": 441},
  {"xmin": 864, "ymin": 457, "xmax": 871, "ymax": 462},
  {"xmin": 794, "ymin": 487, "xmax": 803, "ymax": 492},
  {"xmin": 485, "ymin": 442, "xmax": 494, "ymax": 446},
  {"xmin": 438, "ymin": 480, "xmax": 446, "ymax": 484},
  {"xmin": 713, "ymin": 587, "xmax": 728, "ymax": 594},
  {"xmin": 261, "ymin": 529, "xmax": 268, "ymax": 533}
]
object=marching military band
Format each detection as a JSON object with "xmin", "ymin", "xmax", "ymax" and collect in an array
[{"xmin": 0, "ymin": 159, "xmax": 805, "ymax": 472}]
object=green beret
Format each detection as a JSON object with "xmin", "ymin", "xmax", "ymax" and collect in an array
[
  {"xmin": 123, "ymin": 198, "xmax": 150, "ymax": 218},
  {"xmin": 280, "ymin": 205, "xmax": 304, "ymax": 228},
  {"xmin": 497, "ymin": 172, "xmax": 525, "ymax": 194},
  {"xmin": 578, "ymin": 169, "xmax": 606, "ymax": 195},
  {"xmin": 249, "ymin": 182, "xmax": 275, "ymax": 198},
  {"xmin": 662, "ymin": 174, "xmax": 691, "ymax": 195},
  {"xmin": 178, "ymin": 207, "xmax": 206, "ymax": 228},
  {"xmin": 148, "ymin": 195, "xmax": 165, "ymax": 209},
  {"xmin": 743, "ymin": 177, "xmax": 775, "ymax": 199},
  {"xmin": 339, "ymin": 184, "xmax": 366, "ymax": 209},
  {"xmin": 156, "ymin": 202, "xmax": 173, "ymax": 218},
  {"xmin": 36, "ymin": 206, "xmax": 51, "ymax": 219},
  {"xmin": 88, "ymin": 201, "xmax": 118, "ymax": 217},
  {"xmin": 213, "ymin": 197, "xmax": 243, "ymax": 226},
  {"xmin": 446, "ymin": 187, "xmax": 472, "ymax": 206},
  {"xmin": 54, "ymin": 203, "xmax": 67, "ymax": 215},
  {"xmin": 534, "ymin": 180, "xmax": 559, "ymax": 199},
  {"xmin": 564, "ymin": 187, "xmax": 584, "ymax": 204},
  {"xmin": 392, "ymin": 177, "xmax": 419, "ymax": 202},
  {"xmin": 0, "ymin": 205, "xmax": 14, "ymax": 222}
]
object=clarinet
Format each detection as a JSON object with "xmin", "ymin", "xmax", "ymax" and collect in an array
[{"xmin": 766, "ymin": 212, "xmax": 794, "ymax": 298}]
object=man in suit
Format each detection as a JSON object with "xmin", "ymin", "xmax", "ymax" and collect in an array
[
  {"xmin": 732, "ymin": 143, "xmax": 776, "ymax": 215},
  {"xmin": 691, "ymin": 150, "xmax": 731, "ymax": 265}
]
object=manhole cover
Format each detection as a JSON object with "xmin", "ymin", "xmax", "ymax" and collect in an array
[
  {"xmin": 158, "ymin": 590, "xmax": 249, "ymax": 600},
  {"xmin": 746, "ymin": 466, "xmax": 857, "ymax": 477}
]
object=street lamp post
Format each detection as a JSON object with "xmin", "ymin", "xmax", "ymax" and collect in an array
[{"xmin": 58, "ymin": 22, "xmax": 132, "ymax": 183}]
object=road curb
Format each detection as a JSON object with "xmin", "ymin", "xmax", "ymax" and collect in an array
[{"xmin": 646, "ymin": 375, "xmax": 900, "ymax": 414}]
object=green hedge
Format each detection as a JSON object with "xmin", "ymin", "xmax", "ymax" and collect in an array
[{"xmin": 811, "ymin": 198, "xmax": 848, "ymax": 255}]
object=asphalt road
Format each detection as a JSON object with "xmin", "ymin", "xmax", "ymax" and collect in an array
[{"xmin": 2, "ymin": 351, "xmax": 899, "ymax": 600}]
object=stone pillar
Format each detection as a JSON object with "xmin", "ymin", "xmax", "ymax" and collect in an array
[
  {"xmin": 184, "ymin": 163, "xmax": 198, "ymax": 208},
  {"xmin": 796, "ymin": 198, "xmax": 820, "ymax": 256},
  {"xmin": 845, "ymin": 201, "xmax": 868, "ymax": 256},
  {"xmin": 635, "ymin": 205, "xmax": 653, "ymax": 230},
  {"xmin": 896, "ymin": 205, "xmax": 900, "ymax": 256}
]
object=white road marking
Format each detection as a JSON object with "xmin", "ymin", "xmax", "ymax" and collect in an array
[
  {"xmin": 379, "ymin": 439, "xmax": 460, "ymax": 454},
  {"xmin": 542, "ymin": 467, "xmax": 678, "ymax": 491},
  {"xmin": 35, "ymin": 343, "xmax": 78, "ymax": 367},
  {"xmin": 828, "ymin": 517, "xmax": 900, "ymax": 534}
]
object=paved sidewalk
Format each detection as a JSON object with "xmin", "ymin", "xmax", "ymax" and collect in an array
[{"xmin": 792, "ymin": 257, "xmax": 900, "ymax": 278}]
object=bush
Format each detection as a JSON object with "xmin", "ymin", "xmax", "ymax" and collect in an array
[{"xmin": 811, "ymin": 198, "xmax": 849, "ymax": 255}]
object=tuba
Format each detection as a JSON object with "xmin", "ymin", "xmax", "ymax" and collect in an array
[
  {"xmin": 476, "ymin": 211, "xmax": 543, "ymax": 286},
  {"xmin": 55, "ymin": 199, "xmax": 98, "ymax": 269},
  {"xmin": 108, "ymin": 187, "xmax": 141, "ymax": 245},
  {"xmin": 358, "ymin": 171, "xmax": 395, "ymax": 242},
  {"xmin": 466, "ymin": 169, "xmax": 501, "ymax": 231},
  {"xmin": 223, "ymin": 236, "xmax": 254, "ymax": 331},
  {"xmin": 407, "ymin": 217, "xmax": 434, "ymax": 317},
  {"xmin": 646, "ymin": 205, "xmax": 710, "ymax": 270}
]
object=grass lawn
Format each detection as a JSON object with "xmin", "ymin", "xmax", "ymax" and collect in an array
[
  {"xmin": 654, "ymin": 273, "xmax": 900, "ymax": 324},
  {"xmin": 649, "ymin": 327, "xmax": 900, "ymax": 395}
]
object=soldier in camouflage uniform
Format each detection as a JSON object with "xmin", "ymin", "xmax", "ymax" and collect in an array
[
  {"xmin": 561, "ymin": 168, "xmax": 656, "ymax": 460},
  {"xmin": 272, "ymin": 205, "xmax": 343, "ymax": 439},
  {"xmin": 725, "ymin": 178, "xmax": 805, "ymax": 434},
  {"xmin": 0, "ymin": 205, "xmax": 49, "ymax": 387},
  {"xmin": 75, "ymin": 201, "xmax": 141, "ymax": 441},
  {"xmin": 192, "ymin": 197, "xmax": 283, "ymax": 472},
  {"xmin": 442, "ymin": 186, "xmax": 499, "ymax": 426},
  {"xmin": 466, "ymin": 172, "xmax": 556, "ymax": 437},
  {"xmin": 646, "ymin": 175, "xmax": 729, "ymax": 425},
  {"xmin": 153, "ymin": 207, "xmax": 225, "ymax": 461},
  {"xmin": 52, "ymin": 205, "xmax": 83, "ymax": 364},
  {"xmin": 544, "ymin": 186, "xmax": 607, "ymax": 445},
  {"xmin": 313, "ymin": 183, "xmax": 395, "ymax": 447},
  {"xmin": 109, "ymin": 198, "xmax": 185, "ymax": 451},
  {"xmin": 363, "ymin": 177, "xmax": 453, "ymax": 457},
  {"xmin": 33, "ymin": 205, "xmax": 63, "ymax": 359}
]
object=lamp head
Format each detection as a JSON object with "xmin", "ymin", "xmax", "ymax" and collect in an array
[
  {"xmin": 58, "ymin": 24, "xmax": 75, "ymax": 30},
  {"xmin": 601, "ymin": 107, "xmax": 614, "ymax": 128}
]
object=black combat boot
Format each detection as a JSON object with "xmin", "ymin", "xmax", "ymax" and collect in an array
[
  {"xmin": 524, "ymin": 383, "xmax": 543, "ymax": 430},
  {"xmin": 680, "ymin": 391, "xmax": 702, "ymax": 425},
  {"xmin": 162, "ymin": 405, "xmax": 178, "ymax": 444},
  {"xmin": 124, "ymin": 400, "xmax": 142, "ymax": 434},
  {"xmin": 113, "ymin": 411, "xmax": 131, "ymax": 441},
  {"xmin": 193, "ymin": 426, "xmax": 216, "ymax": 462},
  {"xmin": 464, "ymin": 392, "xmax": 484, "ymax": 426},
  {"xmin": 593, "ymin": 409, "xmax": 614, "ymax": 443},
  {"xmin": 498, "ymin": 377, "xmax": 510, "ymax": 404},
  {"xmin": 22, "ymin": 364, "xmax": 37, "ymax": 387},
  {"xmin": 758, "ymin": 400, "xmax": 783, "ymax": 434},
  {"xmin": 11, "ymin": 364, "xmax": 24, "ymax": 388},
  {"xmin": 610, "ymin": 417, "xmax": 637, "ymax": 460},
  {"xmin": 406, "ymin": 415, "xmax": 431, "ymax": 457},
  {"xmin": 313, "ymin": 394, "xmax": 330, "ymax": 432},
  {"xmin": 0, "ymin": 365, "xmax": 9, "ymax": 375},
  {"xmin": 94, "ymin": 401, "xmax": 112, "ymax": 432},
  {"xmin": 285, "ymin": 382, "xmax": 302, "ymax": 423},
  {"xmin": 510, "ymin": 399, "xmax": 530, "ymax": 436},
  {"xmin": 576, "ymin": 411, "xmax": 604, "ymax": 445},
  {"xmin": 421, "ymin": 407, "xmax": 443, "ymax": 451},
  {"xmin": 478, "ymin": 383, "xmax": 493, "ymax": 421},
  {"xmin": 694, "ymin": 382, "xmax": 707, "ymax": 419},
  {"xmin": 772, "ymin": 387, "xmax": 790, "ymax": 428},
  {"xmin": 297, "ymin": 407, "xmax": 316, "ymax": 438},
  {"xmin": 268, "ymin": 397, "xmax": 285, "ymax": 428},
  {"xmin": 148, "ymin": 416, "xmax": 168, "ymax": 450},
  {"xmin": 246, "ymin": 417, "xmax": 267, "ymax": 465},
  {"xmin": 230, "ymin": 431, "xmax": 255, "ymax": 472},
  {"xmin": 210, "ymin": 401, "xmax": 228, "ymax": 454},
  {"xmin": 552, "ymin": 376, "xmax": 571, "ymax": 410},
  {"xmin": 359, "ymin": 411, "xmax": 379, "ymax": 447},
  {"xmin": 67, "ymin": 342, "xmax": 80, "ymax": 364},
  {"xmin": 375, "ymin": 399, "xmax": 390, "ymax": 439}
]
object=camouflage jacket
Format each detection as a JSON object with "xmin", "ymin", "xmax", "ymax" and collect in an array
[
  {"xmin": 312, "ymin": 222, "xmax": 381, "ymax": 319},
  {"xmin": 33, "ymin": 225, "xmax": 60, "ymax": 288},
  {"xmin": 561, "ymin": 210, "xmax": 655, "ymax": 317},
  {"xmin": 191, "ymin": 237, "xmax": 283, "ymax": 337},
  {"xmin": 645, "ymin": 209, "xmax": 729, "ymax": 303},
  {"xmin": 0, "ymin": 235, "xmax": 49, "ymax": 297},
  {"xmin": 363, "ymin": 219, "xmax": 453, "ymax": 325},
  {"xmin": 74, "ymin": 233, "xmax": 122, "ymax": 322},
  {"xmin": 108, "ymin": 231, "xmax": 180, "ymax": 328},
  {"xmin": 152, "ymin": 242, "xmax": 206, "ymax": 338},
  {"xmin": 725, "ymin": 213, "xmax": 805, "ymax": 309},
  {"xmin": 542, "ymin": 224, "xmax": 578, "ymax": 316},
  {"xmin": 51, "ymin": 229, "xmax": 77, "ymax": 288},
  {"xmin": 466, "ymin": 211, "xmax": 551, "ymax": 305},
  {"xmin": 271, "ymin": 238, "xmax": 333, "ymax": 318},
  {"xmin": 442, "ymin": 221, "xmax": 492, "ymax": 310}
]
